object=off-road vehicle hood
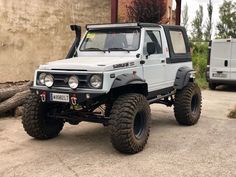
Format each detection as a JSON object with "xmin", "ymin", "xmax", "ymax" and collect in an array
[{"xmin": 39, "ymin": 56, "xmax": 137, "ymax": 71}]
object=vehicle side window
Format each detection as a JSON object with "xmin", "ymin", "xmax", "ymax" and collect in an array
[
  {"xmin": 143, "ymin": 30, "xmax": 162, "ymax": 55},
  {"xmin": 169, "ymin": 30, "xmax": 187, "ymax": 54}
]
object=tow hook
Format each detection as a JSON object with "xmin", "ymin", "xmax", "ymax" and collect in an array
[
  {"xmin": 40, "ymin": 92, "xmax": 46, "ymax": 102},
  {"xmin": 71, "ymin": 96, "xmax": 77, "ymax": 106}
]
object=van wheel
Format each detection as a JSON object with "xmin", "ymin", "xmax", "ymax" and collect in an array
[
  {"xmin": 109, "ymin": 93, "xmax": 151, "ymax": 154},
  {"xmin": 174, "ymin": 83, "xmax": 202, "ymax": 126},
  {"xmin": 209, "ymin": 83, "xmax": 217, "ymax": 90}
]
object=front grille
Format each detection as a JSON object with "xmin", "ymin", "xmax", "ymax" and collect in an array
[
  {"xmin": 52, "ymin": 74, "xmax": 89, "ymax": 88},
  {"xmin": 37, "ymin": 72, "xmax": 103, "ymax": 89},
  {"xmin": 37, "ymin": 72, "xmax": 91, "ymax": 88}
]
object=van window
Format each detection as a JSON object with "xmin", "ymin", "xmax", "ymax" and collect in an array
[
  {"xmin": 169, "ymin": 31, "xmax": 186, "ymax": 54},
  {"xmin": 143, "ymin": 30, "xmax": 162, "ymax": 55}
]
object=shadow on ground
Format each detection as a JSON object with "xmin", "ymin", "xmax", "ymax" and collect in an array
[
  {"xmin": 215, "ymin": 85, "xmax": 236, "ymax": 92},
  {"xmin": 26, "ymin": 115, "xmax": 179, "ymax": 153}
]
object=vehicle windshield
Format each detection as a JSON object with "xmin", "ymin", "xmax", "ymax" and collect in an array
[{"xmin": 80, "ymin": 28, "xmax": 140, "ymax": 52}]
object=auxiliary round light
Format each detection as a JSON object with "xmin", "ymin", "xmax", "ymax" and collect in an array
[{"xmin": 68, "ymin": 76, "xmax": 79, "ymax": 89}]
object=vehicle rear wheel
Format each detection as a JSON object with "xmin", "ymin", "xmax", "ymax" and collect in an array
[
  {"xmin": 209, "ymin": 82, "xmax": 217, "ymax": 90},
  {"xmin": 22, "ymin": 93, "xmax": 64, "ymax": 139},
  {"xmin": 174, "ymin": 83, "xmax": 202, "ymax": 126},
  {"xmin": 109, "ymin": 93, "xmax": 151, "ymax": 154}
]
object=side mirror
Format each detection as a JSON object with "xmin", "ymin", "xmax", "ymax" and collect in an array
[{"xmin": 147, "ymin": 42, "xmax": 156, "ymax": 55}]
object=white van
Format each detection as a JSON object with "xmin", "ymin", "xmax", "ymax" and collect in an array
[{"xmin": 206, "ymin": 39, "xmax": 236, "ymax": 90}]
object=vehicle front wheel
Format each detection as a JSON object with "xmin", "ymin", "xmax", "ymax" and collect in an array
[
  {"xmin": 109, "ymin": 93, "xmax": 151, "ymax": 154},
  {"xmin": 209, "ymin": 82, "xmax": 217, "ymax": 90},
  {"xmin": 22, "ymin": 93, "xmax": 64, "ymax": 139},
  {"xmin": 174, "ymin": 83, "xmax": 202, "ymax": 126}
]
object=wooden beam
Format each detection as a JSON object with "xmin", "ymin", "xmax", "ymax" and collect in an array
[
  {"xmin": 111, "ymin": 0, "xmax": 118, "ymax": 23},
  {"xmin": 175, "ymin": 0, "xmax": 181, "ymax": 25}
]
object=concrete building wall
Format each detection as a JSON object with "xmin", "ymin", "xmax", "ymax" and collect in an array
[{"xmin": 0, "ymin": 0, "xmax": 111, "ymax": 82}]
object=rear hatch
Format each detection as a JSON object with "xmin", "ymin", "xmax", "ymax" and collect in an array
[
  {"xmin": 230, "ymin": 39, "xmax": 236, "ymax": 80},
  {"xmin": 210, "ymin": 39, "xmax": 231, "ymax": 80}
]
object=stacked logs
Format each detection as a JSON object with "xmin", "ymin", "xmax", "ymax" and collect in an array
[{"xmin": 0, "ymin": 81, "xmax": 32, "ymax": 117}]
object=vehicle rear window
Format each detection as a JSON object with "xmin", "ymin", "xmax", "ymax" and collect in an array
[{"xmin": 169, "ymin": 31, "xmax": 187, "ymax": 54}]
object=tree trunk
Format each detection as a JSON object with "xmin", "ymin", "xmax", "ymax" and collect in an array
[
  {"xmin": 0, "ymin": 90, "xmax": 30, "ymax": 114},
  {"xmin": 0, "ymin": 81, "xmax": 32, "ymax": 102}
]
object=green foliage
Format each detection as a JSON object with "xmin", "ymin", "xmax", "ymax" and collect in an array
[
  {"xmin": 191, "ymin": 5, "xmax": 204, "ymax": 41},
  {"xmin": 182, "ymin": 3, "xmax": 189, "ymax": 30},
  {"xmin": 192, "ymin": 42, "xmax": 208, "ymax": 89},
  {"xmin": 204, "ymin": 0, "xmax": 213, "ymax": 41},
  {"xmin": 217, "ymin": 0, "xmax": 236, "ymax": 38},
  {"xmin": 195, "ymin": 77, "xmax": 208, "ymax": 89}
]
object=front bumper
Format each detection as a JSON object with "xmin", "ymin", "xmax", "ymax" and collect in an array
[{"xmin": 31, "ymin": 86, "xmax": 106, "ymax": 104}]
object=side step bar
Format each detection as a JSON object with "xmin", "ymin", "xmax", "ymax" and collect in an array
[{"xmin": 148, "ymin": 90, "xmax": 176, "ymax": 106}]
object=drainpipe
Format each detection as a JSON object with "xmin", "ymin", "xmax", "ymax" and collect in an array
[
  {"xmin": 111, "ymin": 0, "xmax": 118, "ymax": 23},
  {"xmin": 175, "ymin": 0, "xmax": 181, "ymax": 25}
]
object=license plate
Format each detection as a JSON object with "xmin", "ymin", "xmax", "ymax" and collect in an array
[
  {"xmin": 212, "ymin": 73, "xmax": 227, "ymax": 78},
  {"xmin": 50, "ymin": 93, "xmax": 69, "ymax": 103}
]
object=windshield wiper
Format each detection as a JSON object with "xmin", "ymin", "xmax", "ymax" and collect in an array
[
  {"xmin": 84, "ymin": 47, "xmax": 105, "ymax": 52},
  {"xmin": 108, "ymin": 48, "xmax": 130, "ymax": 53}
]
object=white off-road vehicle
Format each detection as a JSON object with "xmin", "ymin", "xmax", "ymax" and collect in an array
[{"xmin": 22, "ymin": 23, "xmax": 202, "ymax": 154}]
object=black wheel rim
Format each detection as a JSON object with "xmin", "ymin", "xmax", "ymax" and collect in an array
[
  {"xmin": 40, "ymin": 103, "xmax": 63, "ymax": 126},
  {"xmin": 191, "ymin": 94, "xmax": 199, "ymax": 114},
  {"xmin": 133, "ymin": 111, "xmax": 146, "ymax": 139}
]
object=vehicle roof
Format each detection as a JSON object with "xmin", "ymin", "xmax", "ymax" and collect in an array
[{"xmin": 86, "ymin": 23, "xmax": 179, "ymax": 30}]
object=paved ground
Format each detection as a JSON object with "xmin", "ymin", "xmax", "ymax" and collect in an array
[{"xmin": 0, "ymin": 88, "xmax": 236, "ymax": 177}]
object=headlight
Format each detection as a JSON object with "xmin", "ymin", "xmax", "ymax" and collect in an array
[
  {"xmin": 90, "ymin": 75, "xmax": 102, "ymax": 88},
  {"xmin": 68, "ymin": 76, "xmax": 79, "ymax": 89},
  {"xmin": 39, "ymin": 73, "xmax": 46, "ymax": 85},
  {"xmin": 45, "ymin": 74, "xmax": 54, "ymax": 88}
]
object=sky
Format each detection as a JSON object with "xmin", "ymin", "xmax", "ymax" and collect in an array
[{"xmin": 178, "ymin": 0, "xmax": 236, "ymax": 38}]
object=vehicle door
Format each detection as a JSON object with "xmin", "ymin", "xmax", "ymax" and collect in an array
[{"xmin": 142, "ymin": 29, "xmax": 166, "ymax": 92}]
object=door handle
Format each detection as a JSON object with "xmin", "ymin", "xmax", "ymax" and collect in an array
[
  {"xmin": 161, "ymin": 60, "xmax": 165, "ymax": 63},
  {"xmin": 224, "ymin": 60, "xmax": 228, "ymax": 67},
  {"xmin": 140, "ymin": 60, "xmax": 145, "ymax": 65}
]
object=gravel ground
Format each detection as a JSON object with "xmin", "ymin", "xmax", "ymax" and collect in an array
[{"xmin": 0, "ymin": 88, "xmax": 236, "ymax": 177}]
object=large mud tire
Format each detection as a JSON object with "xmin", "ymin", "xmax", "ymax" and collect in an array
[
  {"xmin": 174, "ymin": 83, "xmax": 202, "ymax": 125},
  {"xmin": 22, "ymin": 93, "xmax": 64, "ymax": 139},
  {"xmin": 109, "ymin": 93, "xmax": 151, "ymax": 154}
]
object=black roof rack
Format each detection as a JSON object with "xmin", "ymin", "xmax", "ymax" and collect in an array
[
  {"xmin": 86, "ymin": 23, "xmax": 162, "ymax": 29},
  {"xmin": 138, "ymin": 23, "xmax": 161, "ymax": 27}
]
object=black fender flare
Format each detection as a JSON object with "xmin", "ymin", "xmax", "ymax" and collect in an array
[
  {"xmin": 174, "ymin": 67, "xmax": 195, "ymax": 90},
  {"xmin": 111, "ymin": 74, "xmax": 148, "ymax": 96}
]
